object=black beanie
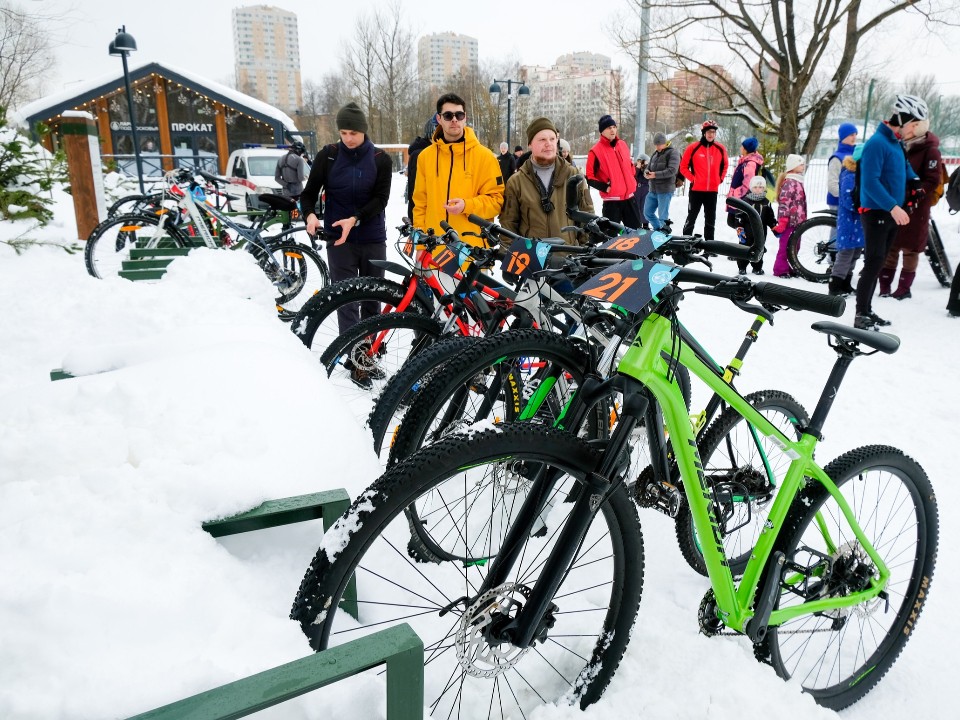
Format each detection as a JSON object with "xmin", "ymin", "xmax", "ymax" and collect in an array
[
  {"xmin": 598, "ymin": 115, "xmax": 616, "ymax": 132},
  {"xmin": 336, "ymin": 102, "xmax": 368, "ymax": 133}
]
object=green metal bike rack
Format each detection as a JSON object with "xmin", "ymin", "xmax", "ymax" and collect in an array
[
  {"xmin": 202, "ymin": 489, "xmax": 358, "ymax": 619},
  {"xmin": 124, "ymin": 623, "xmax": 423, "ymax": 720}
]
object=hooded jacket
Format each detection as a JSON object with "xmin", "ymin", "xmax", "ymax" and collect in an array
[
  {"xmin": 727, "ymin": 151, "xmax": 764, "ymax": 200},
  {"xmin": 895, "ymin": 130, "xmax": 944, "ymax": 252},
  {"xmin": 412, "ymin": 126, "xmax": 504, "ymax": 244},
  {"xmin": 499, "ymin": 156, "xmax": 594, "ymax": 247},
  {"xmin": 680, "ymin": 138, "xmax": 729, "ymax": 192},
  {"xmin": 826, "ymin": 140, "xmax": 856, "ymax": 207}
]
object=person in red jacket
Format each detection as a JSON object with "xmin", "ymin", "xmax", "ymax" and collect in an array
[
  {"xmin": 680, "ymin": 120, "xmax": 729, "ymax": 240},
  {"xmin": 585, "ymin": 114, "xmax": 643, "ymax": 227}
]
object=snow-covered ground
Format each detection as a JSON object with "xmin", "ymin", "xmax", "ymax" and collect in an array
[{"xmin": 1, "ymin": 178, "xmax": 957, "ymax": 719}]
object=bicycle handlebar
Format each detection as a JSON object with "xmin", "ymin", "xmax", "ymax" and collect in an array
[
  {"xmin": 677, "ymin": 267, "xmax": 846, "ymax": 317},
  {"xmin": 564, "ymin": 176, "xmax": 765, "ymax": 263}
]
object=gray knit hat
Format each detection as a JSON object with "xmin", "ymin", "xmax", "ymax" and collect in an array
[
  {"xmin": 653, "ymin": 132, "xmax": 667, "ymax": 145},
  {"xmin": 336, "ymin": 102, "xmax": 368, "ymax": 133}
]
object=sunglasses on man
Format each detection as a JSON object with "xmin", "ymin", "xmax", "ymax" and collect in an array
[{"xmin": 440, "ymin": 111, "xmax": 466, "ymax": 121}]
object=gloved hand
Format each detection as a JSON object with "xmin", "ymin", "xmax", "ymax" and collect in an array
[
  {"xmin": 772, "ymin": 218, "xmax": 788, "ymax": 235},
  {"xmin": 905, "ymin": 179, "xmax": 926, "ymax": 214}
]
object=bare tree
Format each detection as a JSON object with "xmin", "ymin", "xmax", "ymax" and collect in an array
[
  {"xmin": 339, "ymin": 13, "xmax": 380, "ymax": 130},
  {"xmin": 0, "ymin": 1, "xmax": 51, "ymax": 110},
  {"xmin": 614, "ymin": 0, "xmax": 958, "ymax": 155},
  {"xmin": 370, "ymin": 1, "xmax": 416, "ymax": 144}
]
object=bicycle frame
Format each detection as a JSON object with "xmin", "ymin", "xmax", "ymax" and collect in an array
[
  {"xmin": 476, "ymin": 309, "xmax": 890, "ymax": 650},
  {"xmin": 618, "ymin": 312, "xmax": 891, "ymax": 633}
]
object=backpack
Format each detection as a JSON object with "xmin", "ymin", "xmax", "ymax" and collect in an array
[
  {"xmin": 946, "ymin": 166, "xmax": 960, "ymax": 214},
  {"xmin": 929, "ymin": 161, "xmax": 949, "ymax": 207}
]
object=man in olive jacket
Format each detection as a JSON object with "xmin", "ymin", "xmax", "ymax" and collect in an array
[{"xmin": 499, "ymin": 117, "xmax": 594, "ymax": 248}]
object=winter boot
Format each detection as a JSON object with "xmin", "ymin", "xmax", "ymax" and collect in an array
[
  {"xmin": 877, "ymin": 267, "xmax": 895, "ymax": 297},
  {"xmin": 892, "ymin": 270, "xmax": 916, "ymax": 300},
  {"xmin": 840, "ymin": 272, "xmax": 856, "ymax": 295},
  {"xmin": 828, "ymin": 277, "xmax": 845, "ymax": 296}
]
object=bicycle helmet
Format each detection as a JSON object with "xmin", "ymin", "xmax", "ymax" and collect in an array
[
  {"xmin": 701, "ymin": 119, "xmax": 719, "ymax": 132},
  {"xmin": 891, "ymin": 94, "xmax": 929, "ymax": 125}
]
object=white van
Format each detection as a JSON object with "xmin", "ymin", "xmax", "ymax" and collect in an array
[{"xmin": 225, "ymin": 146, "xmax": 287, "ymax": 205}]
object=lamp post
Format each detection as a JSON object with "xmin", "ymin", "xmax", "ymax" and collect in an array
[
  {"xmin": 489, "ymin": 79, "xmax": 530, "ymax": 151},
  {"xmin": 109, "ymin": 25, "xmax": 144, "ymax": 194}
]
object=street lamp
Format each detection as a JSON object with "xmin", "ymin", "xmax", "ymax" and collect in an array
[
  {"xmin": 109, "ymin": 25, "xmax": 145, "ymax": 194},
  {"xmin": 489, "ymin": 79, "xmax": 530, "ymax": 151}
]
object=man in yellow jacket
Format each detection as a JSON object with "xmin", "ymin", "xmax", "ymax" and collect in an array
[{"xmin": 412, "ymin": 92, "xmax": 504, "ymax": 245}]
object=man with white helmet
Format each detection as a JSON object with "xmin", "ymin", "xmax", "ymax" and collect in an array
[{"xmin": 853, "ymin": 94, "xmax": 923, "ymax": 330}]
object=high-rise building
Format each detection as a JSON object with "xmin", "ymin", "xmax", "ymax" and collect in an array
[
  {"xmin": 647, "ymin": 65, "xmax": 734, "ymax": 135},
  {"xmin": 232, "ymin": 5, "xmax": 303, "ymax": 114},
  {"xmin": 417, "ymin": 32, "xmax": 479, "ymax": 90}
]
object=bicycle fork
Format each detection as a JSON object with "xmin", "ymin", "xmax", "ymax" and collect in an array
[{"xmin": 472, "ymin": 375, "xmax": 648, "ymax": 650}]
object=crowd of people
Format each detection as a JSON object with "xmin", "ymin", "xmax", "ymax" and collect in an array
[{"xmin": 291, "ymin": 90, "xmax": 953, "ymax": 356}]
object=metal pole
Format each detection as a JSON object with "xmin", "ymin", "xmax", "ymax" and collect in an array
[
  {"xmin": 634, "ymin": 1, "xmax": 650, "ymax": 156},
  {"xmin": 863, "ymin": 78, "xmax": 875, "ymax": 141},
  {"xmin": 120, "ymin": 51, "xmax": 145, "ymax": 194},
  {"xmin": 506, "ymin": 80, "xmax": 513, "ymax": 151}
]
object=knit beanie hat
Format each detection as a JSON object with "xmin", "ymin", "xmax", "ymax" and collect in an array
[
  {"xmin": 749, "ymin": 175, "xmax": 767, "ymax": 192},
  {"xmin": 838, "ymin": 122, "xmax": 858, "ymax": 141},
  {"xmin": 526, "ymin": 117, "xmax": 558, "ymax": 145},
  {"xmin": 741, "ymin": 137, "xmax": 759, "ymax": 153},
  {"xmin": 558, "ymin": 138, "xmax": 571, "ymax": 153},
  {"xmin": 514, "ymin": 145, "xmax": 523, "ymax": 153},
  {"xmin": 636, "ymin": 153, "xmax": 649, "ymax": 163},
  {"xmin": 852, "ymin": 143, "xmax": 864, "ymax": 162},
  {"xmin": 598, "ymin": 115, "xmax": 617, "ymax": 132},
  {"xmin": 784, "ymin": 153, "xmax": 805, "ymax": 172},
  {"xmin": 653, "ymin": 132, "xmax": 667, "ymax": 145},
  {"xmin": 336, "ymin": 102, "xmax": 368, "ymax": 133}
]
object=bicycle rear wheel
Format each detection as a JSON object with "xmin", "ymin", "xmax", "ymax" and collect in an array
[
  {"xmin": 787, "ymin": 215, "xmax": 836, "ymax": 283},
  {"xmin": 675, "ymin": 390, "xmax": 808, "ymax": 576},
  {"xmin": 291, "ymin": 424, "xmax": 643, "ymax": 718},
  {"xmin": 255, "ymin": 237, "xmax": 329, "ymax": 316},
  {"xmin": 757, "ymin": 445, "xmax": 938, "ymax": 709},
  {"xmin": 84, "ymin": 213, "xmax": 187, "ymax": 279},
  {"xmin": 925, "ymin": 220, "xmax": 953, "ymax": 287}
]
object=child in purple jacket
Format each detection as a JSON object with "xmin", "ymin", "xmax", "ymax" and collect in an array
[{"xmin": 772, "ymin": 154, "xmax": 808, "ymax": 277}]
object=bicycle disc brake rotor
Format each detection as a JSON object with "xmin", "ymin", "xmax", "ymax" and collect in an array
[
  {"xmin": 350, "ymin": 340, "xmax": 382, "ymax": 372},
  {"xmin": 820, "ymin": 541, "xmax": 880, "ymax": 620},
  {"xmin": 493, "ymin": 460, "xmax": 533, "ymax": 496},
  {"xmin": 455, "ymin": 583, "xmax": 530, "ymax": 678}
]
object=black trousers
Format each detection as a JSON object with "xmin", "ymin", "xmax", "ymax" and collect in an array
[
  {"xmin": 682, "ymin": 190, "xmax": 718, "ymax": 240},
  {"xmin": 856, "ymin": 211, "xmax": 898, "ymax": 315},
  {"xmin": 948, "ymin": 262, "xmax": 960, "ymax": 314},
  {"xmin": 327, "ymin": 241, "xmax": 387, "ymax": 333},
  {"xmin": 601, "ymin": 197, "xmax": 643, "ymax": 230}
]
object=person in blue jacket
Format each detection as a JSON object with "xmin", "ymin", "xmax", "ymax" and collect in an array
[{"xmin": 853, "ymin": 95, "xmax": 922, "ymax": 331}]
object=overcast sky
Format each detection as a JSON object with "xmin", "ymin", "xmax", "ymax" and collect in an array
[{"xmin": 30, "ymin": 0, "xmax": 960, "ymax": 102}]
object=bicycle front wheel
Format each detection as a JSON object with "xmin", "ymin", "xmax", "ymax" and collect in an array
[
  {"xmin": 291, "ymin": 424, "xmax": 644, "ymax": 718},
  {"xmin": 787, "ymin": 216, "xmax": 836, "ymax": 283},
  {"xmin": 367, "ymin": 334, "xmax": 479, "ymax": 456},
  {"xmin": 84, "ymin": 213, "xmax": 186, "ymax": 279},
  {"xmin": 675, "ymin": 390, "xmax": 808, "ymax": 576},
  {"xmin": 925, "ymin": 220, "xmax": 953, "ymax": 287},
  {"xmin": 318, "ymin": 312, "xmax": 446, "ymax": 410},
  {"xmin": 290, "ymin": 276, "xmax": 432, "ymax": 359},
  {"xmin": 758, "ymin": 445, "xmax": 938, "ymax": 709}
]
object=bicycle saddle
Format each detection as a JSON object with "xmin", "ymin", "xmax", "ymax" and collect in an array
[{"xmin": 810, "ymin": 321, "xmax": 900, "ymax": 354}]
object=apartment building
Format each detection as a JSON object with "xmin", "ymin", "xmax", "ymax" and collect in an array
[
  {"xmin": 232, "ymin": 5, "xmax": 303, "ymax": 114},
  {"xmin": 418, "ymin": 32, "xmax": 479, "ymax": 90}
]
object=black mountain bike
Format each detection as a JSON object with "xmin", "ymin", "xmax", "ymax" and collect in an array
[{"xmin": 789, "ymin": 209, "xmax": 952, "ymax": 286}]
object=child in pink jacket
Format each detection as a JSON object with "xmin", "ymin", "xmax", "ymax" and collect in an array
[{"xmin": 772, "ymin": 154, "xmax": 808, "ymax": 277}]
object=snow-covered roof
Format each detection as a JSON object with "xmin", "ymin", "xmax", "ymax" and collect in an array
[{"xmin": 13, "ymin": 61, "xmax": 298, "ymax": 133}]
